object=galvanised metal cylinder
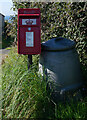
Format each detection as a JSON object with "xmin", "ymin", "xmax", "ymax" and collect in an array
[{"xmin": 39, "ymin": 37, "xmax": 83, "ymax": 100}]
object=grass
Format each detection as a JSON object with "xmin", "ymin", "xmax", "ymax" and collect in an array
[
  {"xmin": 1, "ymin": 46, "xmax": 87, "ymax": 119},
  {"xmin": 6, "ymin": 47, "xmax": 12, "ymax": 50}
]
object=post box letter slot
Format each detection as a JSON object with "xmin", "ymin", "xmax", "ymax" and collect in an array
[{"xmin": 22, "ymin": 19, "xmax": 36, "ymax": 25}]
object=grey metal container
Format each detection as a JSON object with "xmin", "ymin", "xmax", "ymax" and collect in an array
[{"xmin": 39, "ymin": 37, "xmax": 83, "ymax": 98}]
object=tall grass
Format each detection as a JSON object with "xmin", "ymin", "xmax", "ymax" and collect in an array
[
  {"xmin": 2, "ymin": 47, "xmax": 54, "ymax": 119},
  {"xmin": 0, "ymin": 60, "xmax": 2, "ymax": 119},
  {"xmin": 2, "ymin": 47, "xmax": 87, "ymax": 119}
]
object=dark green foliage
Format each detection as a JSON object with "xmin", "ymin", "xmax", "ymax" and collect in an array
[{"xmin": 2, "ymin": 21, "xmax": 14, "ymax": 48}]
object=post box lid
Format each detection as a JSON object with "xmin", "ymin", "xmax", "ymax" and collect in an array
[{"xmin": 41, "ymin": 37, "xmax": 76, "ymax": 51}]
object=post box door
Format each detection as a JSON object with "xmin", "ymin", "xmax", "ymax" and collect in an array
[{"xmin": 19, "ymin": 26, "xmax": 40, "ymax": 54}]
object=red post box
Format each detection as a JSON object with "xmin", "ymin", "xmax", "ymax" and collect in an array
[{"xmin": 18, "ymin": 8, "xmax": 41, "ymax": 54}]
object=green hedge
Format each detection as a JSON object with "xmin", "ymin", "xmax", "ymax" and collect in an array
[{"xmin": 11, "ymin": 2, "xmax": 87, "ymax": 66}]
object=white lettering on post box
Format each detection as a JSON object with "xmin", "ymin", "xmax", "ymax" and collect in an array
[
  {"xmin": 26, "ymin": 32, "xmax": 34, "ymax": 47},
  {"xmin": 22, "ymin": 19, "xmax": 36, "ymax": 25}
]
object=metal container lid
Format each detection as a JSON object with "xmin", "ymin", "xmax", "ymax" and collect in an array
[{"xmin": 41, "ymin": 37, "xmax": 76, "ymax": 51}]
